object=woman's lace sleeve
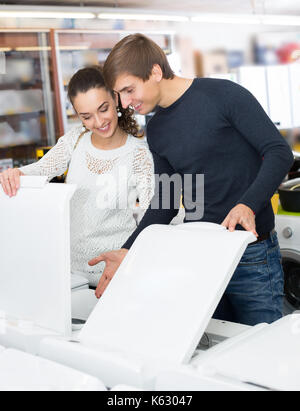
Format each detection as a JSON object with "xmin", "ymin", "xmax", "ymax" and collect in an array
[
  {"xmin": 19, "ymin": 127, "xmax": 80, "ymax": 181},
  {"xmin": 133, "ymin": 143, "xmax": 155, "ymax": 211}
]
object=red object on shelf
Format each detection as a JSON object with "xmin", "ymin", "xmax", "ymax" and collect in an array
[{"xmin": 277, "ymin": 43, "xmax": 300, "ymax": 64}]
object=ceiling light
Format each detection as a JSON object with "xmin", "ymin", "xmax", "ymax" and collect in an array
[
  {"xmin": 191, "ymin": 13, "xmax": 300, "ymax": 26},
  {"xmin": 261, "ymin": 15, "xmax": 300, "ymax": 26},
  {"xmin": 0, "ymin": 11, "xmax": 96, "ymax": 19},
  {"xmin": 97, "ymin": 13, "xmax": 189, "ymax": 22},
  {"xmin": 191, "ymin": 14, "xmax": 261, "ymax": 25}
]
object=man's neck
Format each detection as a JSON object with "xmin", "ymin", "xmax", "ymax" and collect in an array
[{"xmin": 158, "ymin": 76, "xmax": 194, "ymax": 108}]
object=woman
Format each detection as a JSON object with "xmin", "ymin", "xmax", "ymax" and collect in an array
[{"xmin": 0, "ymin": 66, "xmax": 154, "ymax": 287}]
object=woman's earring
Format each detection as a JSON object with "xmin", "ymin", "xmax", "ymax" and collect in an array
[
  {"xmin": 81, "ymin": 124, "xmax": 87, "ymax": 132},
  {"xmin": 117, "ymin": 108, "xmax": 122, "ymax": 118}
]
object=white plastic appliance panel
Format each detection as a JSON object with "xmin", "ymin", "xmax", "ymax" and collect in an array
[
  {"xmin": 79, "ymin": 223, "xmax": 255, "ymax": 365},
  {"xmin": 289, "ymin": 63, "xmax": 300, "ymax": 128},
  {"xmin": 198, "ymin": 314, "xmax": 300, "ymax": 391},
  {"xmin": 266, "ymin": 65, "xmax": 292, "ymax": 129},
  {"xmin": 238, "ymin": 66, "xmax": 269, "ymax": 115},
  {"xmin": 0, "ymin": 179, "xmax": 76, "ymax": 336},
  {"xmin": 275, "ymin": 215, "xmax": 300, "ymax": 250},
  {"xmin": 0, "ymin": 348, "xmax": 106, "ymax": 391}
]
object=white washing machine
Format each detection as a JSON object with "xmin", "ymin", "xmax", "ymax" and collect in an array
[
  {"xmin": 71, "ymin": 273, "xmax": 89, "ymax": 292},
  {"xmin": 275, "ymin": 214, "xmax": 300, "ymax": 314}
]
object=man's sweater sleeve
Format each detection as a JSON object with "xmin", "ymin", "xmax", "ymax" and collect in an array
[
  {"xmin": 222, "ymin": 81, "xmax": 294, "ymax": 214},
  {"xmin": 122, "ymin": 150, "xmax": 180, "ymax": 250}
]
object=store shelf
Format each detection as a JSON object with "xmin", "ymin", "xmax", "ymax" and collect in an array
[
  {"xmin": 0, "ymin": 82, "xmax": 43, "ymax": 90},
  {"xmin": 0, "ymin": 30, "xmax": 58, "ymax": 163},
  {"xmin": 0, "ymin": 141, "xmax": 38, "ymax": 149},
  {"xmin": 0, "ymin": 110, "xmax": 45, "ymax": 118}
]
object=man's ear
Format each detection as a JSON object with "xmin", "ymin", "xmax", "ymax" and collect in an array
[
  {"xmin": 113, "ymin": 90, "xmax": 119, "ymax": 106},
  {"xmin": 151, "ymin": 64, "xmax": 163, "ymax": 82}
]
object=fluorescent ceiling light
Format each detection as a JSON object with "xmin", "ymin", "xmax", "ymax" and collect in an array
[
  {"xmin": 262, "ymin": 15, "xmax": 300, "ymax": 26},
  {"xmin": 0, "ymin": 11, "xmax": 96, "ymax": 19},
  {"xmin": 98, "ymin": 13, "xmax": 189, "ymax": 22},
  {"xmin": 191, "ymin": 13, "xmax": 300, "ymax": 26},
  {"xmin": 191, "ymin": 14, "xmax": 261, "ymax": 25}
]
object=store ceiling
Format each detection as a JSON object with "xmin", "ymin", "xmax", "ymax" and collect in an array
[{"xmin": 2, "ymin": 0, "xmax": 300, "ymax": 16}]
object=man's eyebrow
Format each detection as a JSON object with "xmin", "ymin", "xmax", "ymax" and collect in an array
[
  {"xmin": 116, "ymin": 84, "xmax": 134, "ymax": 93},
  {"xmin": 79, "ymin": 101, "xmax": 108, "ymax": 115}
]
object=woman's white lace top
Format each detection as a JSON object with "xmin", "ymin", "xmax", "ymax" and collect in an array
[{"xmin": 20, "ymin": 126, "xmax": 154, "ymax": 286}]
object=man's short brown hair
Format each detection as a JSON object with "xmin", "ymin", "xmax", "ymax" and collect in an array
[{"xmin": 103, "ymin": 33, "xmax": 175, "ymax": 90}]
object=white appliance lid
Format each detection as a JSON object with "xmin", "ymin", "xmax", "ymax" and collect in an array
[
  {"xmin": 0, "ymin": 179, "xmax": 76, "ymax": 336},
  {"xmin": 0, "ymin": 348, "xmax": 106, "ymax": 391},
  {"xmin": 79, "ymin": 222, "xmax": 255, "ymax": 365},
  {"xmin": 202, "ymin": 314, "xmax": 300, "ymax": 391}
]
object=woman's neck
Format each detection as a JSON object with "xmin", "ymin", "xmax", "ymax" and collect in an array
[{"xmin": 91, "ymin": 128, "xmax": 128, "ymax": 151}]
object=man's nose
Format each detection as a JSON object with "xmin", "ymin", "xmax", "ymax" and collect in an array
[{"xmin": 120, "ymin": 94, "xmax": 132, "ymax": 109}]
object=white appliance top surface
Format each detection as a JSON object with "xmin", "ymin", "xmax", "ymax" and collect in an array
[
  {"xmin": 206, "ymin": 314, "xmax": 300, "ymax": 391},
  {"xmin": 0, "ymin": 349, "xmax": 105, "ymax": 391},
  {"xmin": 0, "ymin": 180, "xmax": 76, "ymax": 336},
  {"xmin": 80, "ymin": 222, "xmax": 255, "ymax": 365},
  {"xmin": 71, "ymin": 274, "xmax": 89, "ymax": 289}
]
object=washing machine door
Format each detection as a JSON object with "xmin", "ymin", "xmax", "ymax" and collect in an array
[{"xmin": 281, "ymin": 249, "xmax": 300, "ymax": 314}]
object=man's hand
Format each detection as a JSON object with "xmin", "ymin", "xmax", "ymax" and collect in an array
[
  {"xmin": 221, "ymin": 204, "xmax": 258, "ymax": 237},
  {"xmin": 89, "ymin": 248, "xmax": 128, "ymax": 299}
]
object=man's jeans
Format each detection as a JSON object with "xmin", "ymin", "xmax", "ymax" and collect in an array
[{"xmin": 213, "ymin": 231, "xmax": 284, "ymax": 326}]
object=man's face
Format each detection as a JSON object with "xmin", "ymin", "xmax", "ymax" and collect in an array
[{"xmin": 114, "ymin": 73, "xmax": 161, "ymax": 115}]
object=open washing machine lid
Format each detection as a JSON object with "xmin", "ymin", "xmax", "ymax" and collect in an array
[
  {"xmin": 196, "ymin": 314, "xmax": 300, "ymax": 391},
  {"xmin": 0, "ymin": 178, "xmax": 76, "ymax": 336},
  {"xmin": 79, "ymin": 223, "xmax": 255, "ymax": 365}
]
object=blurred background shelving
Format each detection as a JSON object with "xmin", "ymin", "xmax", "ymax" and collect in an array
[
  {"xmin": 0, "ymin": 28, "xmax": 176, "ymax": 169},
  {"xmin": 1, "ymin": 1, "xmax": 300, "ymax": 168},
  {"xmin": 0, "ymin": 30, "xmax": 56, "ymax": 168}
]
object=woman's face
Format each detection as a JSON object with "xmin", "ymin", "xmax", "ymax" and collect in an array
[{"xmin": 73, "ymin": 87, "xmax": 119, "ymax": 139}]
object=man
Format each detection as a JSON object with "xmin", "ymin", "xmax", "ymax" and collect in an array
[{"xmin": 89, "ymin": 33, "xmax": 294, "ymax": 326}]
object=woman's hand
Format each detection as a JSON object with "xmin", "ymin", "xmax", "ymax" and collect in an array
[{"xmin": 0, "ymin": 168, "xmax": 24, "ymax": 197}]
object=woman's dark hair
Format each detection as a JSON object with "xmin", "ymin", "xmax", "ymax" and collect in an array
[{"xmin": 68, "ymin": 66, "xmax": 142, "ymax": 138}]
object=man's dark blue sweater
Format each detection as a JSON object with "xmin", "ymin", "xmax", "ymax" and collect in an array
[{"xmin": 123, "ymin": 78, "xmax": 294, "ymax": 249}]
